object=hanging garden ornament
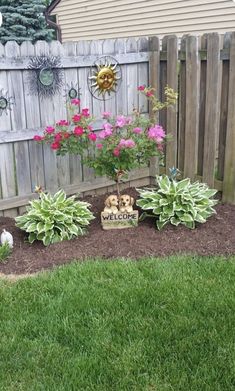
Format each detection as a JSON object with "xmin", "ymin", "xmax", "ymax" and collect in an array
[
  {"xmin": 0, "ymin": 89, "xmax": 14, "ymax": 116},
  {"xmin": 27, "ymin": 56, "xmax": 64, "ymax": 98},
  {"xmin": 63, "ymin": 82, "xmax": 81, "ymax": 101},
  {"xmin": 88, "ymin": 55, "xmax": 122, "ymax": 100}
]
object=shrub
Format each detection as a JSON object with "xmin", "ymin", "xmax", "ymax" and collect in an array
[
  {"xmin": 15, "ymin": 190, "xmax": 95, "ymax": 246},
  {"xmin": 34, "ymin": 86, "xmax": 177, "ymax": 196},
  {"xmin": 0, "ymin": 243, "xmax": 12, "ymax": 263},
  {"xmin": 137, "ymin": 175, "xmax": 218, "ymax": 230}
]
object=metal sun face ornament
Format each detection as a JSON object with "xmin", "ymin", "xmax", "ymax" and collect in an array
[
  {"xmin": 0, "ymin": 89, "xmax": 14, "ymax": 116},
  {"xmin": 88, "ymin": 56, "xmax": 121, "ymax": 100}
]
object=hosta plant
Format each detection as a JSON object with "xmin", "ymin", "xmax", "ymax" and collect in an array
[
  {"xmin": 15, "ymin": 190, "xmax": 95, "ymax": 246},
  {"xmin": 137, "ymin": 175, "xmax": 218, "ymax": 230}
]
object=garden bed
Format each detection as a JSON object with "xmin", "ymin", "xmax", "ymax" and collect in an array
[{"xmin": 0, "ymin": 188, "xmax": 234, "ymax": 275}]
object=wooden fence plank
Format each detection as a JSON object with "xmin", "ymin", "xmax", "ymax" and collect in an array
[
  {"xmin": 178, "ymin": 36, "xmax": 186, "ymax": 173},
  {"xmin": 148, "ymin": 36, "xmax": 160, "ymax": 181},
  {"xmin": 223, "ymin": 32, "xmax": 235, "ymax": 203},
  {"xmin": 137, "ymin": 37, "xmax": 149, "ymax": 114},
  {"xmin": 35, "ymin": 40, "xmax": 58, "ymax": 193},
  {"xmin": 115, "ymin": 38, "xmax": 128, "ymax": 115},
  {"xmin": 165, "ymin": 35, "xmax": 178, "ymax": 171},
  {"xmin": 103, "ymin": 39, "xmax": 117, "ymax": 116},
  {"xmin": 63, "ymin": 41, "xmax": 83, "ymax": 186},
  {"xmin": 126, "ymin": 38, "xmax": 138, "ymax": 114},
  {"xmin": 197, "ymin": 34, "xmax": 207, "ymax": 177},
  {"xmin": 202, "ymin": 33, "xmax": 221, "ymax": 187},
  {"xmin": 77, "ymin": 40, "xmax": 96, "ymax": 183},
  {"xmin": 218, "ymin": 33, "xmax": 231, "ymax": 181},
  {"xmin": 184, "ymin": 35, "xmax": 199, "ymax": 180},
  {"xmin": 49, "ymin": 41, "xmax": 71, "ymax": 189}
]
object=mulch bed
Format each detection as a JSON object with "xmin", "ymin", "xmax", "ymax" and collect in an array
[{"xmin": 0, "ymin": 188, "xmax": 235, "ymax": 275}]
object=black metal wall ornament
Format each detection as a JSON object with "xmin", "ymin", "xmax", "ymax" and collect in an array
[
  {"xmin": 27, "ymin": 56, "xmax": 64, "ymax": 98},
  {"xmin": 87, "ymin": 55, "xmax": 122, "ymax": 101},
  {"xmin": 63, "ymin": 82, "xmax": 81, "ymax": 101},
  {"xmin": 0, "ymin": 89, "xmax": 14, "ymax": 116}
]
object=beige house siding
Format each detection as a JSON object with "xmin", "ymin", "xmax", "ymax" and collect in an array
[{"xmin": 51, "ymin": 0, "xmax": 235, "ymax": 41}]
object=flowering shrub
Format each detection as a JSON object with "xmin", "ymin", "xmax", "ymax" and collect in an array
[{"xmin": 34, "ymin": 86, "xmax": 177, "ymax": 194}]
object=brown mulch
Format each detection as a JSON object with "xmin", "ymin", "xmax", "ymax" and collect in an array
[{"xmin": 0, "ymin": 188, "xmax": 235, "ymax": 275}]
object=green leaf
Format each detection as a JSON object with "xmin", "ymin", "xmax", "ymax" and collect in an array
[
  {"xmin": 157, "ymin": 175, "xmax": 170, "ymax": 192},
  {"xmin": 28, "ymin": 232, "xmax": 37, "ymax": 244},
  {"xmin": 42, "ymin": 235, "xmax": 51, "ymax": 246},
  {"xmin": 157, "ymin": 220, "xmax": 168, "ymax": 230},
  {"xmin": 170, "ymin": 216, "xmax": 181, "ymax": 226},
  {"xmin": 176, "ymin": 178, "xmax": 190, "ymax": 192}
]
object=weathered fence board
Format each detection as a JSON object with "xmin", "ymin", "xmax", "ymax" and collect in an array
[
  {"xmin": 222, "ymin": 32, "xmax": 235, "ymax": 203},
  {"xmin": 202, "ymin": 33, "xmax": 221, "ymax": 188},
  {"xmin": 184, "ymin": 35, "xmax": 199, "ymax": 180},
  {"xmin": 0, "ymin": 33, "xmax": 235, "ymax": 216}
]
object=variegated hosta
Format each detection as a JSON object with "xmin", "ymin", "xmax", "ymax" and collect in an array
[
  {"xmin": 15, "ymin": 190, "xmax": 95, "ymax": 246},
  {"xmin": 137, "ymin": 175, "xmax": 218, "ymax": 230}
]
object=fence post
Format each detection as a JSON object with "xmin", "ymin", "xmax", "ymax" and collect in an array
[{"xmin": 222, "ymin": 32, "xmax": 235, "ymax": 203}]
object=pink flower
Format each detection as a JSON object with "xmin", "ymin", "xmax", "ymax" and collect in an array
[
  {"xmin": 118, "ymin": 138, "xmax": 136, "ymax": 148},
  {"xmin": 116, "ymin": 115, "xmax": 127, "ymax": 128},
  {"xmin": 54, "ymin": 133, "xmax": 63, "ymax": 142},
  {"xmin": 102, "ymin": 111, "xmax": 112, "ymax": 119},
  {"xmin": 146, "ymin": 91, "xmax": 154, "ymax": 97},
  {"xmin": 51, "ymin": 142, "xmax": 61, "ymax": 150},
  {"xmin": 96, "ymin": 143, "xmax": 103, "ymax": 149},
  {"xmin": 88, "ymin": 133, "xmax": 97, "ymax": 141},
  {"xmin": 45, "ymin": 126, "xmax": 55, "ymax": 134},
  {"xmin": 72, "ymin": 114, "xmax": 82, "ymax": 123},
  {"xmin": 113, "ymin": 147, "xmax": 120, "ymax": 157},
  {"xmin": 82, "ymin": 108, "xmax": 90, "ymax": 117},
  {"xmin": 133, "ymin": 127, "xmax": 142, "ymax": 134},
  {"xmin": 103, "ymin": 123, "xmax": 113, "ymax": 132},
  {"xmin": 87, "ymin": 125, "xmax": 93, "ymax": 132},
  {"xmin": 137, "ymin": 85, "xmax": 146, "ymax": 91},
  {"xmin": 148, "ymin": 125, "xmax": 165, "ymax": 141},
  {"xmin": 74, "ymin": 126, "xmax": 84, "ymax": 136},
  {"xmin": 33, "ymin": 135, "xmax": 43, "ymax": 141},
  {"xmin": 57, "ymin": 120, "xmax": 69, "ymax": 126},
  {"xmin": 63, "ymin": 133, "xmax": 70, "ymax": 139},
  {"xmin": 71, "ymin": 98, "xmax": 80, "ymax": 106}
]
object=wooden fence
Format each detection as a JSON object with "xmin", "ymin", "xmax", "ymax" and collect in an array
[{"xmin": 0, "ymin": 32, "xmax": 235, "ymax": 217}]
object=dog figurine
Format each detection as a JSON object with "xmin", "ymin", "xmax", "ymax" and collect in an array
[
  {"xmin": 119, "ymin": 195, "xmax": 135, "ymax": 213},
  {"xmin": 103, "ymin": 195, "xmax": 119, "ymax": 214}
]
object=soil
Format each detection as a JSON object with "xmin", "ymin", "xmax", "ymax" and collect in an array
[{"xmin": 0, "ymin": 188, "xmax": 234, "ymax": 275}]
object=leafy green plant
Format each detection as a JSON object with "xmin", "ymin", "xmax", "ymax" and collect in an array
[
  {"xmin": 0, "ymin": 243, "xmax": 12, "ymax": 263},
  {"xmin": 15, "ymin": 190, "xmax": 95, "ymax": 246},
  {"xmin": 137, "ymin": 175, "xmax": 218, "ymax": 230}
]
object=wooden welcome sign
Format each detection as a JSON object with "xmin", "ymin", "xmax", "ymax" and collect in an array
[{"xmin": 101, "ymin": 194, "xmax": 139, "ymax": 230}]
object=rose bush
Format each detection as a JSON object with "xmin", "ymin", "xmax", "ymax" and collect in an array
[{"xmin": 34, "ymin": 86, "xmax": 177, "ymax": 195}]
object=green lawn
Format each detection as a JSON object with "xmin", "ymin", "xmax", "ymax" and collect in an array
[{"xmin": 0, "ymin": 256, "xmax": 235, "ymax": 391}]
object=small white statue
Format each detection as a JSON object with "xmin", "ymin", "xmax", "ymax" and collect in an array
[{"xmin": 0, "ymin": 229, "xmax": 13, "ymax": 248}]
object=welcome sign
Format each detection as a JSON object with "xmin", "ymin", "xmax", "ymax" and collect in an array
[{"xmin": 101, "ymin": 211, "xmax": 139, "ymax": 230}]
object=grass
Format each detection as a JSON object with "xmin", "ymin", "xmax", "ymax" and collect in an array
[{"xmin": 0, "ymin": 256, "xmax": 235, "ymax": 391}]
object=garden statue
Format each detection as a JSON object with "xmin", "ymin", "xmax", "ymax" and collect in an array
[{"xmin": 1, "ymin": 229, "xmax": 13, "ymax": 248}]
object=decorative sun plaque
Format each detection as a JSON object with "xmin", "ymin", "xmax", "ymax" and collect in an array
[
  {"xmin": 27, "ymin": 56, "xmax": 64, "ymax": 98},
  {"xmin": 0, "ymin": 89, "xmax": 14, "ymax": 116},
  {"xmin": 88, "ymin": 55, "xmax": 121, "ymax": 100}
]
